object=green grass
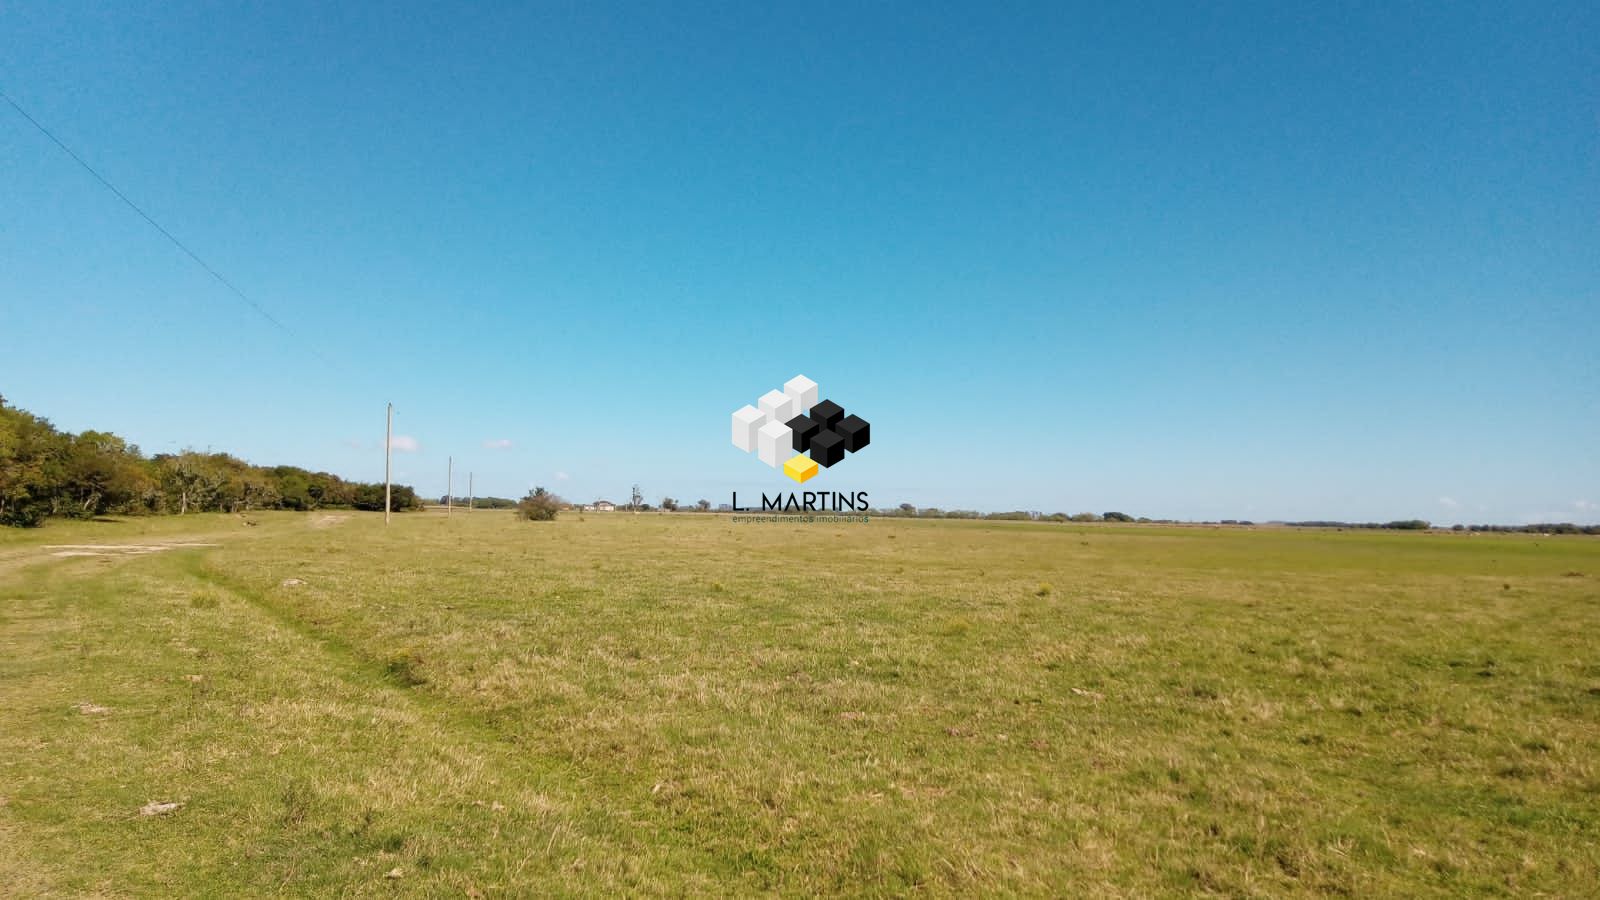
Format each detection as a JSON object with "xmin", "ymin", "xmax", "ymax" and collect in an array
[{"xmin": 2, "ymin": 511, "xmax": 1597, "ymax": 896}]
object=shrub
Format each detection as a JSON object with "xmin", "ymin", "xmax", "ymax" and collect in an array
[{"xmin": 518, "ymin": 487, "xmax": 563, "ymax": 521}]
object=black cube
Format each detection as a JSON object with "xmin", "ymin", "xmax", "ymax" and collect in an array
[
  {"xmin": 785, "ymin": 414, "xmax": 820, "ymax": 452},
  {"xmin": 810, "ymin": 399, "xmax": 844, "ymax": 429},
  {"xmin": 810, "ymin": 429, "xmax": 846, "ymax": 467},
  {"xmin": 836, "ymin": 414, "xmax": 870, "ymax": 452}
]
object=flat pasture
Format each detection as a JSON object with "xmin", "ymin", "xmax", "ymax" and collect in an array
[{"xmin": 2, "ymin": 512, "xmax": 1596, "ymax": 896}]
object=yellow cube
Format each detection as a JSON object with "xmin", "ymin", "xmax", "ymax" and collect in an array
[{"xmin": 783, "ymin": 454, "xmax": 818, "ymax": 484}]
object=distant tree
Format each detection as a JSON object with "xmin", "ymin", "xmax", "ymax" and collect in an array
[
  {"xmin": 390, "ymin": 485, "xmax": 421, "ymax": 510},
  {"xmin": 1069, "ymin": 512, "xmax": 1101, "ymax": 522},
  {"xmin": 1102, "ymin": 511, "xmax": 1134, "ymax": 522},
  {"xmin": 661, "ymin": 497, "xmax": 678, "ymax": 511},
  {"xmin": 518, "ymin": 486, "xmax": 563, "ymax": 521},
  {"xmin": 59, "ymin": 431, "xmax": 149, "ymax": 517},
  {"xmin": 898, "ymin": 503, "xmax": 916, "ymax": 516},
  {"xmin": 630, "ymin": 484, "xmax": 643, "ymax": 510},
  {"xmin": 159, "ymin": 452, "xmax": 224, "ymax": 515},
  {"xmin": 696, "ymin": 499, "xmax": 711, "ymax": 512},
  {"xmin": 0, "ymin": 399, "xmax": 67, "ymax": 526},
  {"xmin": 351, "ymin": 484, "xmax": 387, "ymax": 511},
  {"xmin": 272, "ymin": 467, "xmax": 314, "ymax": 510}
]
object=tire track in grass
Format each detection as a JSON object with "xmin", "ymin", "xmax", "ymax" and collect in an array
[
  {"xmin": 0, "ymin": 539, "xmax": 727, "ymax": 895},
  {"xmin": 170, "ymin": 551, "xmax": 728, "ymax": 891},
  {"xmin": 179, "ymin": 552, "xmax": 457, "ymax": 705}
]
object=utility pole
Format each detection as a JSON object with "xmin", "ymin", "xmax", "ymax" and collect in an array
[
  {"xmin": 468, "ymin": 473, "xmax": 474, "ymax": 513},
  {"xmin": 384, "ymin": 403, "xmax": 393, "ymax": 525},
  {"xmin": 447, "ymin": 456, "xmax": 453, "ymax": 518}
]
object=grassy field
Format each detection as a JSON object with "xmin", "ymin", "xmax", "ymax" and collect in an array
[{"xmin": 1, "ymin": 511, "xmax": 1597, "ymax": 896}]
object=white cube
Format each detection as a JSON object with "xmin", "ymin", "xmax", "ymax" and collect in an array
[
  {"xmin": 758, "ymin": 389, "xmax": 796, "ymax": 428},
  {"xmin": 757, "ymin": 420, "xmax": 792, "ymax": 467},
  {"xmin": 783, "ymin": 375, "xmax": 818, "ymax": 414},
  {"xmin": 731, "ymin": 405, "xmax": 765, "ymax": 452}
]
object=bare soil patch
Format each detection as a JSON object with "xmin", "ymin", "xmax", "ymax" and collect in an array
[{"xmin": 44, "ymin": 542, "xmax": 218, "ymax": 559}]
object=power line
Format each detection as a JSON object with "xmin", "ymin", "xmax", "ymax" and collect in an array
[{"xmin": 0, "ymin": 87, "xmax": 321, "ymax": 354}]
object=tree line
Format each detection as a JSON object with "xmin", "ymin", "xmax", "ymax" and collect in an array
[
  {"xmin": 440, "ymin": 495, "xmax": 519, "ymax": 509},
  {"xmin": 876, "ymin": 506, "xmax": 1150, "ymax": 523},
  {"xmin": 1284, "ymin": 520, "xmax": 1597, "ymax": 534},
  {"xmin": 0, "ymin": 395, "xmax": 420, "ymax": 527},
  {"xmin": 1284, "ymin": 520, "xmax": 1432, "ymax": 530},
  {"xmin": 1451, "ymin": 522, "xmax": 1600, "ymax": 535}
]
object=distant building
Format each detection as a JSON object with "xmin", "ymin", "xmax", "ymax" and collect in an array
[{"xmin": 594, "ymin": 500, "xmax": 616, "ymax": 512}]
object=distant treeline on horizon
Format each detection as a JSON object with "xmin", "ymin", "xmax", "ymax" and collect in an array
[
  {"xmin": 4, "ymin": 396, "xmax": 1595, "ymax": 534},
  {"xmin": 438, "ymin": 495, "xmax": 519, "ymax": 509},
  {"xmin": 1282, "ymin": 520, "xmax": 1600, "ymax": 535},
  {"xmin": 0, "ymin": 395, "xmax": 421, "ymax": 527},
  {"xmin": 800, "ymin": 508, "xmax": 1598, "ymax": 534}
]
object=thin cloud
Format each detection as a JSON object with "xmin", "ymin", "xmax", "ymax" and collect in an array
[
  {"xmin": 1438, "ymin": 496, "xmax": 1459, "ymax": 509},
  {"xmin": 391, "ymin": 435, "xmax": 420, "ymax": 453},
  {"xmin": 484, "ymin": 438, "xmax": 513, "ymax": 450},
  {"xmin": 555, "ymin": 471, "xmax": 570, "ymax": 481}
]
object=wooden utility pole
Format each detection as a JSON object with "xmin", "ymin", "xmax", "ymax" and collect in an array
[
  {"xmin": 384, "ymin": 403, "xmax": 393, "ymax": 525},
  {"xmin": 447, "ymin": 456, "xmax": 453, "ymax": 518}
]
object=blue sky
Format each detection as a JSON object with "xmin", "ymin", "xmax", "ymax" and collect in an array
[{"xmin": 2, "ymin": 2, "xmax": 1595, "ymax": 523}]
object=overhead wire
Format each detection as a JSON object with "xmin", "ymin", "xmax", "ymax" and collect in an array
[{"xmin": 1, "ymin": 87, "xmax": 337, "ymax": 367}]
